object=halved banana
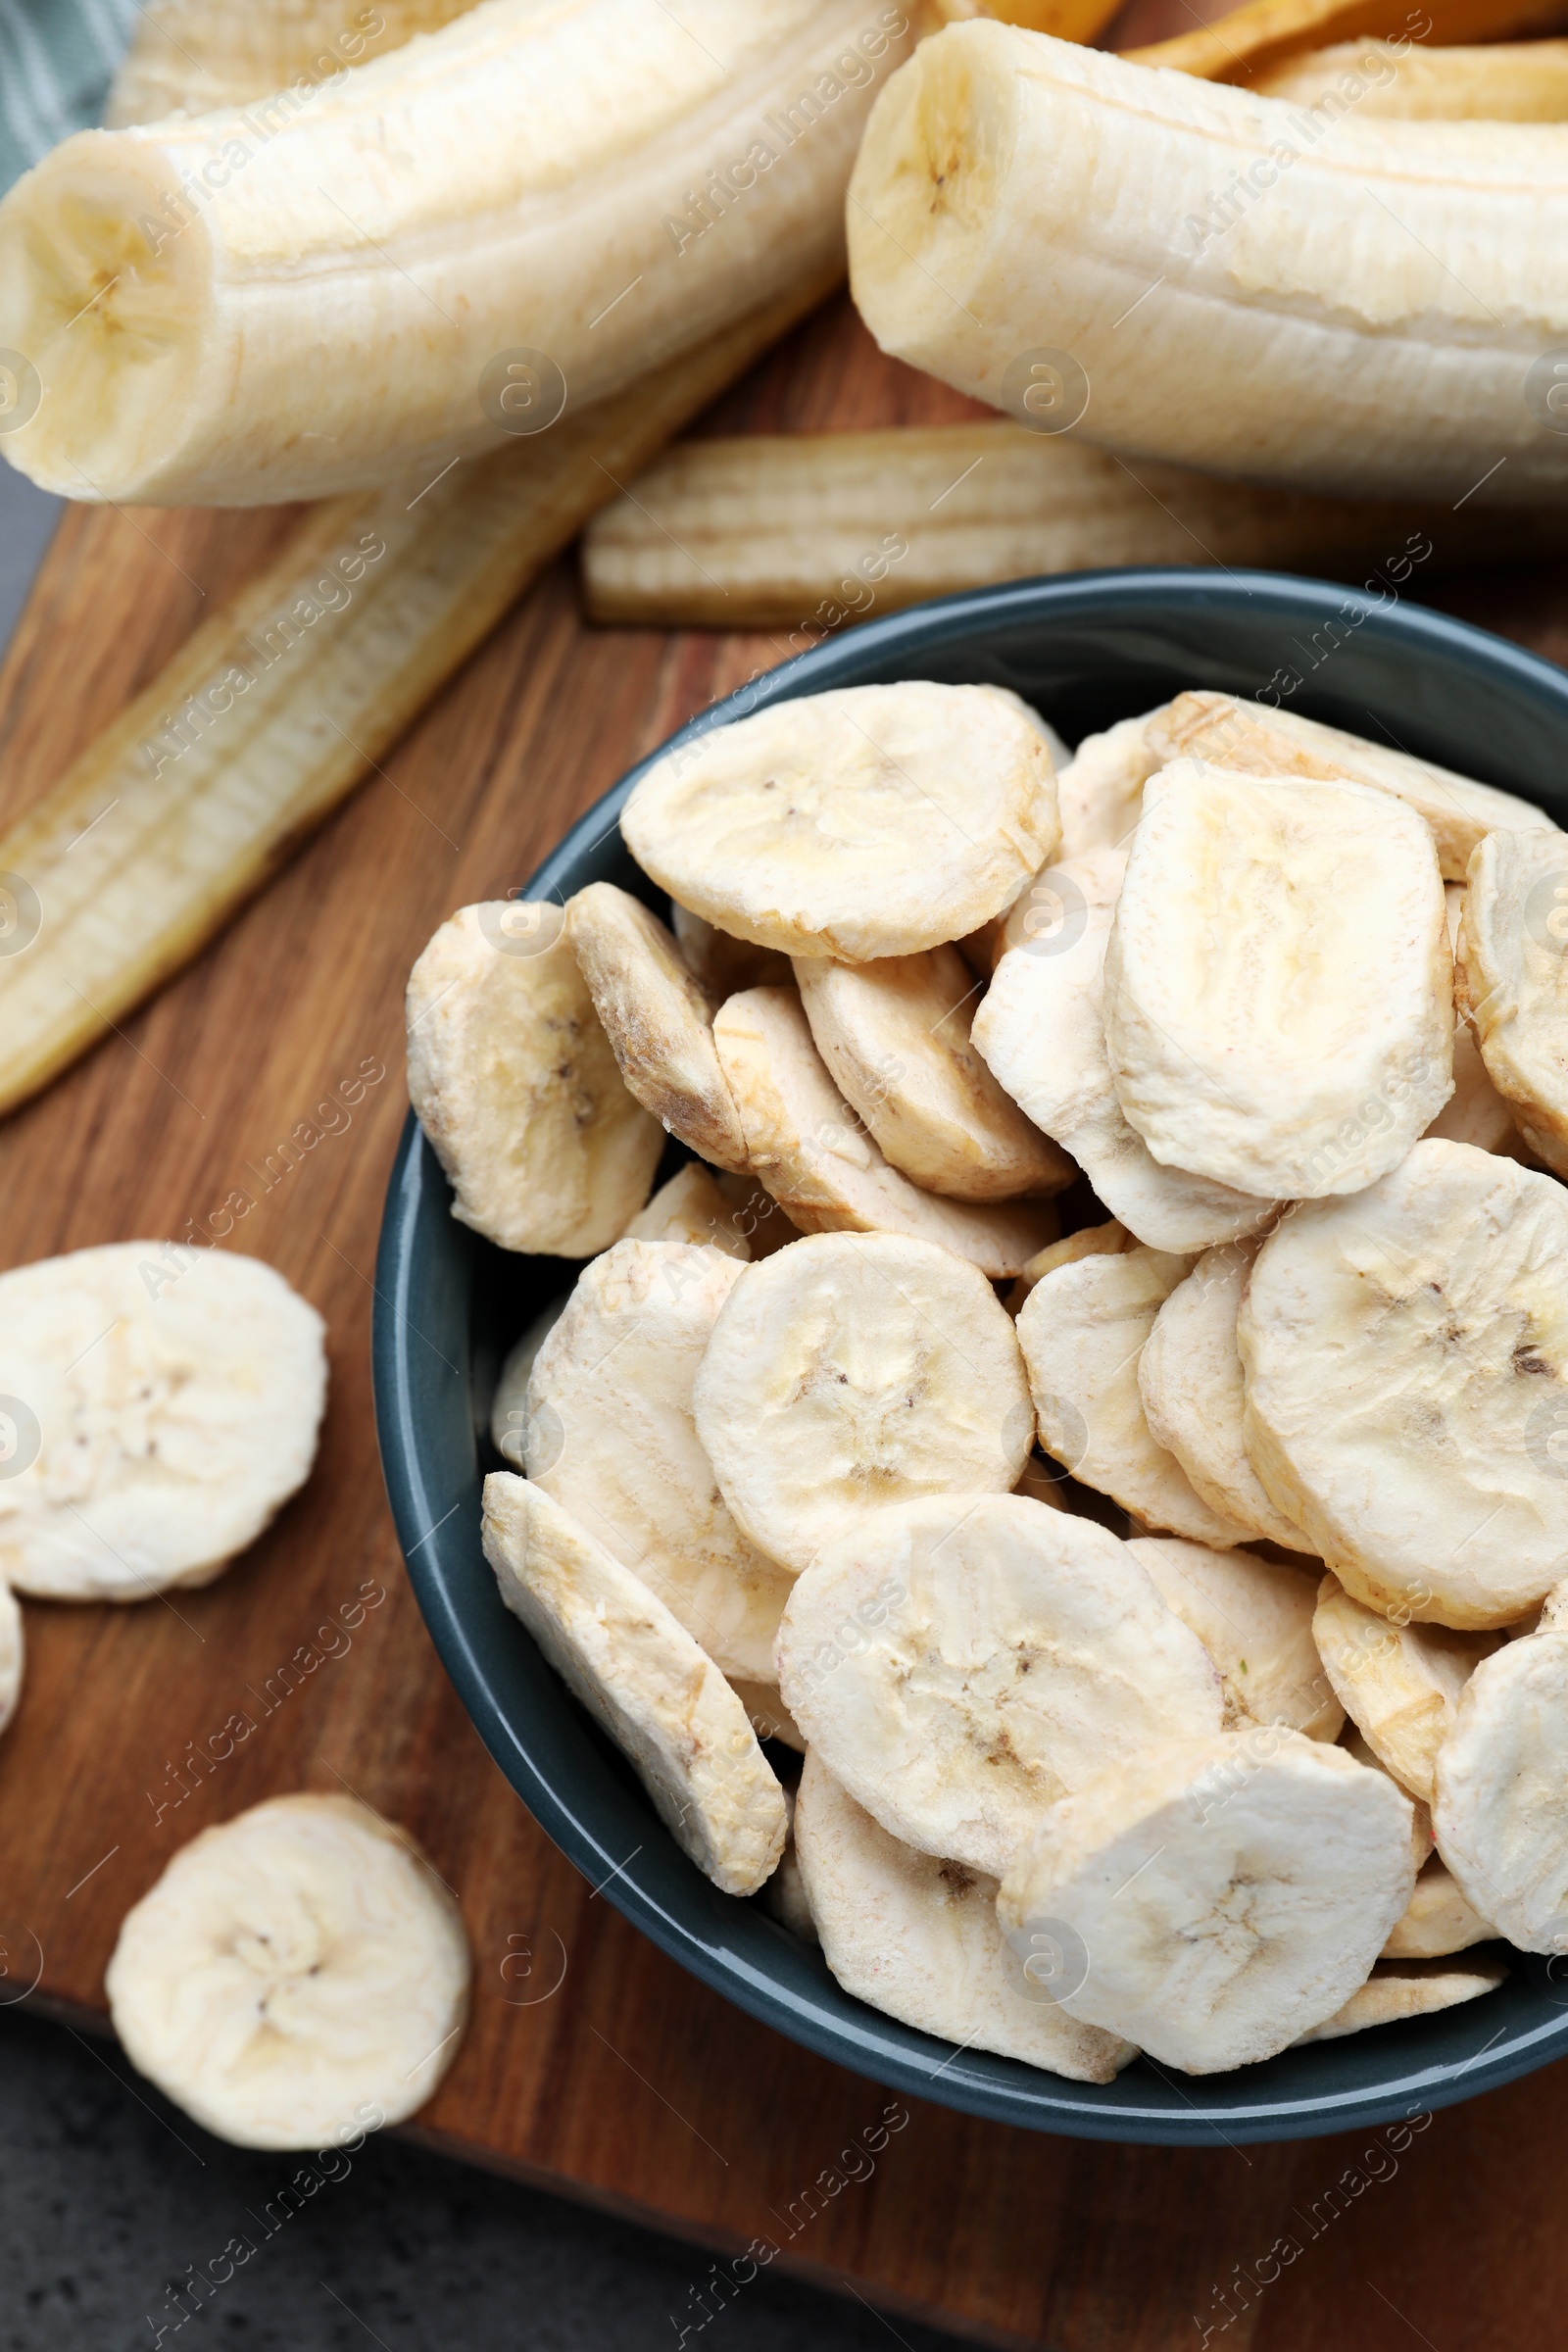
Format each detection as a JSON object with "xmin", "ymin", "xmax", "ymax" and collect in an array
[
  {"xmin": 670, "ymin": 906, "xmax": 791, "ymax": 999},
  {"xmin": 1428, "ymin": 884, "xmax": 1518, "ymax": 1153},
  {"xmin": 996, "ymin": 1732, "xmax": 1417, "ymax": 2074},
  {"xmin": 524, "ymin": 1241, "xmax": 793, "ymax": 1683},
  {"xmin": 793, "ymin": 1748, "xmax": 1139, "ymax": 2081},
  {"xmin": 1313, "ymin": 1574, "xmax": 1500, "ymax": 1804},
  {"xmin": 1137, "ymin": 1240, "xmax": 1315, "ymax": 1552},
  {"xmin": 794, "ymin": 945, "xmax": 1071, "ymax": 1201},
  {"xmin": 973, "ymin": 852, "xmax": 1279, "ymax": 1252},
  {"xmin": 621, "ymin": 684, "xmax": 1059, "ymax": 960},
  {"xmin": 776, "ymin": 1494, "xmax": 1223, "ymax": 1876},
  {"xmin": 693, "ymin": 1232, "xmax": 1034, "ymax": 1579},
  {"xmin": 1015, "ymin": 1245, "xmax": 1252, "ymax": 1545},
  {"xmin": 1342, "ymin": 1727, "xmax": 1434, "ymax": 1875},
  {"xmin": 407, "ymin": 903, "xmax": 662, "ymax": 1256},
  {"xmin": 1127, "ymin": 1538, "xmax": 1341, "ymax": 1740},
  {"xmin": 623, "ymin": 1162, "xmax": 752, "ymax": 1260},
  {"xmin": 1434, "ymin": 1614, "xmax": 1568, "ymax": 1951},
  {"xmin": 564, "ymin": 883, "xmax": 749, "ymax": 1174},
  {"xmin": 1055, "ymin": 711, "xmax": 1167, "ymax": 860},
  {"xmin": 1240, "ymin": 1139, "xmax": 1568, "ymax": 1630},
  {"xmin": 1457, "ymin": 828, "xmax": 1568, "ymax": 1177},
  {"xmin": 490, "ymin": 1298, "xmax": 566, "ymax": 1467},
  {"xmin": 1148, "ymin": 694, "xmax": 1553, "ymax": 885},
  {"xmin": 104, "ymin": 1793, "xmax": 469, "ymax": 2150},
  {"xmin": 1103, "ymin": 762, "xmax": 1453, "ymax": 1199},
  {"xmin": 1383, "ymin": 1861, "xmax": 1494, "ymax": 1961},
  {"xmin": 711, "ymin": 987, "xmax": 1055, "ymax": 1279},
  {"xmin": 483, "ymin": 1475, "xmax": 786, "ymax": 1897},
  {"xmin": 0, "ymin": 1582, "xmax": 23, "ymax": 1738},
  {"xmin": 1294, "ymin": 1959, "xmax": 1506, "ymax": 2044},
  {"xmin": 0, "ymin": 1244, "xmax": 326, "ymax": 1602}
]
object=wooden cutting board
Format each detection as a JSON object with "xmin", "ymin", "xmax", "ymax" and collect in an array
[{"xmin": 5, "ymin": 265, "xmax": 1568, "ymax": 2352}]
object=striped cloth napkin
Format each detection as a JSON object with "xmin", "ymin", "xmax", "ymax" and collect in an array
[{"xmin": 0, "ymin": 0, "xmax": 137, "ymax": 197}]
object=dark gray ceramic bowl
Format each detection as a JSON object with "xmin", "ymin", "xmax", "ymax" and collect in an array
[{"xmin": 373, "ymin": 567, "xmax": 1568, "ymax": 2144}]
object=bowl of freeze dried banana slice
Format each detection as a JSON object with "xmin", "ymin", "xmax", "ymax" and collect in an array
[{"xmin": 375, "ymin": 568, "xmax": 1568, "ymax": 2142}]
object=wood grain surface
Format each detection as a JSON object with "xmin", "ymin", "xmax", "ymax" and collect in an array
[{"xmin": 4, "ymin": 266, "xmax": 1568, "ymax": 2352}]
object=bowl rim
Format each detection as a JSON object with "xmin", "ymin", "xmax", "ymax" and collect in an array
[{"xmin": 374, "ymin": 564, "xmax": 1568, "ymax": 2143}]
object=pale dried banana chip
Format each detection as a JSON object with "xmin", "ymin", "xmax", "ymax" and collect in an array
[
  {"xmin": 1240, "ymin": 1140, "xmax": 1568, "ymax": 1629},
  {"xmin": 483, "ymin": 1475, "xmax": 785, "ymax": 1897},
  {"xmin": 1005, "ymin": 1219, "xmax": 1131, "ymax": 1314},
  {"xmin": 1434, "ymin": 1619, "xmax": 1568, "ymax": 1951},
  {"xmin": 105, "ymin": 1793, "xmax": 469, "ymax": 2150},
  {"xmin": 1137, "ymin": 1241, "xmax": 1315, "ymax": 1552},
  {"xmin": 621, "ymin": 683, "xmax": 1059, "ymax": 960},
  {"xmin": 1056, "ymin": 710, "xmax": 1166, "ymax": 859},
  {"xmin": 670, "ymin": 904, "xmax": 790, "ymax": 998},
  {"xmin": 794, "ymin": 944, "xmax": 1071, "ymax": 1201},
  {"xmin": 1015, "ymin": 1245, "xmax": 1252, "ymax": 1545},
  {"xmin": 974, "ymin": 852, "xmax": 1278, "ymax": 1252},
  {"xmin": 980, "ymin": 685, "xmax": 1069, "ymax": 772},
  {"xmin": 1148, "ymin": 692, "xmax": 1553, "ymax": 883},
  {"xmin": 727, "ymin": 1679, "xmax": 805, "ymax": 1754},
  {"xmin": 1342, "ymin": 1727, "xmax": 1434, "ymax": 1874},
  {"xmin": 525, "ymin": 1242, "xmax": 792, "ymax": 1682},
  {"xmin": 1313, "ymin": 1574, "xmax": 1500, "ymax": 1804},
  {"xmin": 407, "ymin": 902, "xmax": 662, "ymax": 1255},
  {"xmin": 623, "ymin": 1161, "xmax": 751, "ymax": 1259},
  {"xmin": 694, "ymin": 1232, "xmax": 1034, "ymax": 1579},
  {"xmin": 1458, "ymin": 828, "xmax": 1568, "ymax": 1177},
  {"xmin": 1103, "ymin": 762, "xmax": 1452, "ymax": 1199},
  {"xmin": 996, "ymin": 1732, "xmax": 1417, "ymax": 2074},
  {"xmin": 1384, "ymin": 1861, "xmax": 1494, "ymax": 1960},
  {"xmin": 760, "ymin": 1781, "xmax": 816, "ymax": 1943},
  {"xmin": 776, "ymin": 1494, "xmax": 1223, "ymax": 1877},
  {"xmin": 490, "ymin": 1298, "xmax": 565, "ymax": 1467},
  {"xmin": 794, "ymin": 1749, "xmax": 1137, "ymax": 2082},
  {"xmin": 712, "ymin": 987, "xmax": 1055, "ymax": 1279},
  {"xmin": 0, "ymin": 1245, "xmax": 326, "ymax": 1602},
  {"xmin": 1426, "ymin": 884, "xmax": 1517, "ymax": 1154},
  {"xmin": 1294, "ymin": 1959, "xmax": 1506, "ymax": 2043},
  {"xmin": 564, "ymin": 881, "xmax": 749, "ymax": 1173},
  {"xmin": 1128, "ymin": 1538, "xmax": 1341, "ymax": 1740}
]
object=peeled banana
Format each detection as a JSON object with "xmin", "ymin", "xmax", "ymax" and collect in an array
[{"xmin": 105, "ymin": 1, "xmax": 481, "ymax": 128}]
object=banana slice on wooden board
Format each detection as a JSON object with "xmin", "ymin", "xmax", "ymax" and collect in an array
[
  {"xmin": 407, "ymin": 903, "xmax": 662, "ymax": 1255},
  {"xmin": 1128, "ymin": 1538, "xmax": 1341, "ymax": 1740},
  {"xmin": 711, "ymin": 988, "xmax": 1056, "ymax": 1278},
  {"xmin": 0, "ymin": 1245, "xmax": 326, "ymax": 1602},
  {"xmin": 490, "ymin": 1299, "xmax": 567, "ymax": 1467},
  {"xmin": 794, "ymin": 1749, "xmax": 1138, "ymax": 2081},
  {"xmin": 525, "ymin": 1242, "xmax": 793, "ymax": 1682},
  {"xmin": 996, "ymin": 1732, "xmax": 1417, "ymax": 2073},
  {"xmin": 0, "ymin": 1582, "xmax": 23, "ymax": 1738},
  {"xmin": 1313, "ymin": 1575, "xmax": 1500, "ymax": 1803},
  {"xmin": 1434, "ymin": 1613, "xmax": 1568, "ymax": 1951},
  {"xmin": 621, "ymin": 684, "xmax": 1060, "ymax": 960},
  {"xmin": 974, "ymin": 853, "xmax": 1279, "ymax": 1252},
  {"xmin": 1457, "ymin": 828, "xmax": 1568, "ymax": 1177},
  {"xmin": 1055, "ymin": 711, "xmax": 1167, "ymax": 860},
  {"xmin": 1006, "ymin": 1219, "xmax": 1132, "ymax": 1314},
  {"xmin": 483, "ymin": 1475, "xmax": 785, "ymax": 1896},
  {"xmin": 1137, "ymin": 1241, "xmax": 1315, "ymax": 1551},
  {"xmin": 794, "ymin": 946, "xmax": 1072, "ymax": 1201},
  {"xmin": 670, "ymin": 906, "xmax": 792, "ymax": 999},
  {"xmin": 1384, "ymin": 1861, "xmax": 1495, "ymax": 1960},
  {"xmin": 565, "ymin": 883, "xmax": 749, "ymax": 1174},
  {"xmin": 1342, "ymin": 1728, "xmax": 1434, "ymax": 1875},
  {"xmin": 105, "ymin": 1793, "xmax": 470, "ymax": 2149},
  {"xmin": 776, "ymin": 1494, "xmax": 1223, "ymax": 1876},
  {"xmin": 623, "ymin": 1163, "xmax": 752, "ymax": 1260},
  {"xmin": 1015, "ymin": 1245, "xmax": 1252, "ymax": 1545},
  {"xmin": 1293, "ymin": 1958, "xmax": 1507, "ymax": 2044},
  {"xmin": 694, "ymin": 1232, "xmax": 1035, "ymax": 1579},
  {"xmin": 1103, "ymin": 762, "xmax": 1453, "ymax": 1199},
  {"xmin": 1148, "ymin": 694, "xmax": 1553, "ymax": 884},
  {"xmin": 1240, "ymin": 1139, "xmax": 1568, "ymax": 1630}
]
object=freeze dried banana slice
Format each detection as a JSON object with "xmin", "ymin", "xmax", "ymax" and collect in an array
[
  {"xmin": 1128, "ymin": 1538, "xmax": 1341, "ymax": 1740},
  {"xmin": 623, "ymin": 1162, "xmax": 751, "ymax": 1260},
  {"xmin": 1342, "ymin": 1728, "xmax": 1434, "ymax": 1874},
  {"xmin": 1384, "ymin": 1862, "xmax": 1494, "ymax": 1961},
  {"xmin": 1313, "ymin": 1575, "xmax": 1500, "ymax": 1805},
  {"xmin": 1294, "ymin": 1959, "xmax": 1506, "ymax": 2044},
  {"xmin": 490, "ymin": 1298, "xmax": 566, "ymax": 1467},
  {"xmin": 1434, "ymin": 1618, "xmax": 1568, "ymax": 1951},
  {"xmin": 1006, "ymin": 1219, "xmax": 1132, "ymax": 1314},
  {"xmin": 525, "ymin": 1242, "xmax": 792, "ymax": 1682},
  {"xmin": 670, "ymin": 904, "xmax": 791, "ymax": 999},
  {"xmin": 1457, "ymin": 828, "xmax": 1568, "ymax": 1178},
  {"xmin": 105, "ymin": 1793, "xmax": 469, "ymax": 2150},
  {"xmin": 973, "ymin": 852, "xmax": 1277, "ymax": 1253},
  {"xmin": 564, "ymin": 882, "xmax": 749, "ymax": 1174},
  {"xmin": 621, "ymin": 683, "xmax": 1059, "ymax": 960},
  {"xmin": 1103, "ymin": 762, "xmax": 1452, "ymax": 1199},
  {"xmin": 727, "ymin": 1679, "xmax": 805, "ymax": 1755},
  {"xmin": 1241, "ymin": 1140, "xmax": 1568, "ymax": 1630},
  {"xmin": 1056, "ymin": 710, "xmax": 1167, "ymax": 860},
  {"xmin": 996, "ymin": 1732, "xmax": 1416, "ymax": 2074},
  {"xmin": 981, "ymin": 685, "xmax": 1069, "ymax": 772},
  {"xmin": 0, "ymin": 1581, "xmax": 22, "ymax": 1738},
  {"xmin": 0, "ymin": 1244, "xmax": 326, "ymax": 1602},
  {"xmin": 694, "ymin": 1232, "xmax": 1034, "ymax": 1579},
  {"xmin": 794, "ymin": 1749, "xmax": 1137, "ymax": 2082},
  {"xmin": 1138, "ymin": 1241, "xmax": 1314, "ymax": 1552},
  {"xmin": 1426, "ymin": 885, "xmax": 1517, "ymax": 1154},
  {"xmin": 483, "ymin": 1475, "xmax": 785, "ymax": 1897},
  {"xmin": 407, "ymin": 902, "xmax": 662, "ymax": 1255},
  {"xmin": 794, "ymin": 945, "xmax": 1071, "ymax": 1202},
  {"xmin": 712, "ymin": 988, "xmax": 1055, "ymax": 1280},
  {"xmin": 1015, "ymin": 1245, "xmax": 1251, "ymax": 1545},
  {"xmin": 776, "ymin": 1494, "xmax": 1223, "ymax": 1877},
  {"xmin": 760, "ymin": 1782, "xmax": 816, "ymax": 1944},
  {"xmin": 1148, "ymin": 692, "xmax": 1553, "ymax": 883}
]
